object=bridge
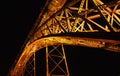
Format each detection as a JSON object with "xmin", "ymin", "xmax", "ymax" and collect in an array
[{"xmin": 9, "ymin": 0, "xmax": 120, "ymax": 76}]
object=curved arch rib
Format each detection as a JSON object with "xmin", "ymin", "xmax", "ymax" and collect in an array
[{"xmin": 10, "ymin": 36, "xmax": 120, "ymax": 75}]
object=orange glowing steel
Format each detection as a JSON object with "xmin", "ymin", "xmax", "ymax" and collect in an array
[{"xmin": 10, "ymin": 0, "xmax": 120, "ymax": 76}]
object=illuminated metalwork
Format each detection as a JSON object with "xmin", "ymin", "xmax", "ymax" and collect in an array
[{"xmin": 10, "ymin": 0, "xmax": 120, "ymax": 76}]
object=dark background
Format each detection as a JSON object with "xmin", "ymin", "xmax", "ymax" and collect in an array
[
  {"xmin": 0, "ymin": 0, "xmax": 120, "ymax": 76},
  {"xmin": 1, "ymin": 0, "xmax": 45, "ymax": 76}
]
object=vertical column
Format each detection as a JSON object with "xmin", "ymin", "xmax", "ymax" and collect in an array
[
  {"xmin": 34, "ymin": 49, "xmax": 36, "ymax": 76},
  {"xmin": 46, "ymin": 45, "xmax": 49, "ymax": 76},
  {"xmin": 61, "ymin": 44, "xmax": 70, "ymax": 76}
]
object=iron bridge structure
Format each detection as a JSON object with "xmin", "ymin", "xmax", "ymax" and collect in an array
[{"xmin": 10, "ymin": 0, "xmax": 120, "ymax": 76}]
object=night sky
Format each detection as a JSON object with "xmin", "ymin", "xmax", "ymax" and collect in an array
[
  {"xmin": 1, "ymin": 0, "xmax": 120, "ymax": 76},
  {"xmin": 1, "ymin": 0, "xmax": 45, "ymax": 76}
]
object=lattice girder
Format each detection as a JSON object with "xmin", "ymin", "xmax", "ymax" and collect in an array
[
  {"xmin": 10, "ymin": 0, "xmax": 120, "ymax": 76},
  {"xmin": 46, "ymin": 44, "xmax": 70, "ymax": 76},
  {"xmin": 29, "ymin": 0, "xmax": 120, "ymax": 43}
]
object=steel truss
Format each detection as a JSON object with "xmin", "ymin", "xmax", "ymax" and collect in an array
[
  {"xmin": 10, "ymin": 0, "xmax": 120, "ymax": 76},
  {"xmin": 46, "ymin": 44, "xmax": 69, "ymax": 76}
]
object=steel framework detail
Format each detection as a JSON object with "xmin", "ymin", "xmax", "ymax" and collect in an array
[{"xmin": 10, "ymin": 0, "xmax": 120, "ymax": 76}]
